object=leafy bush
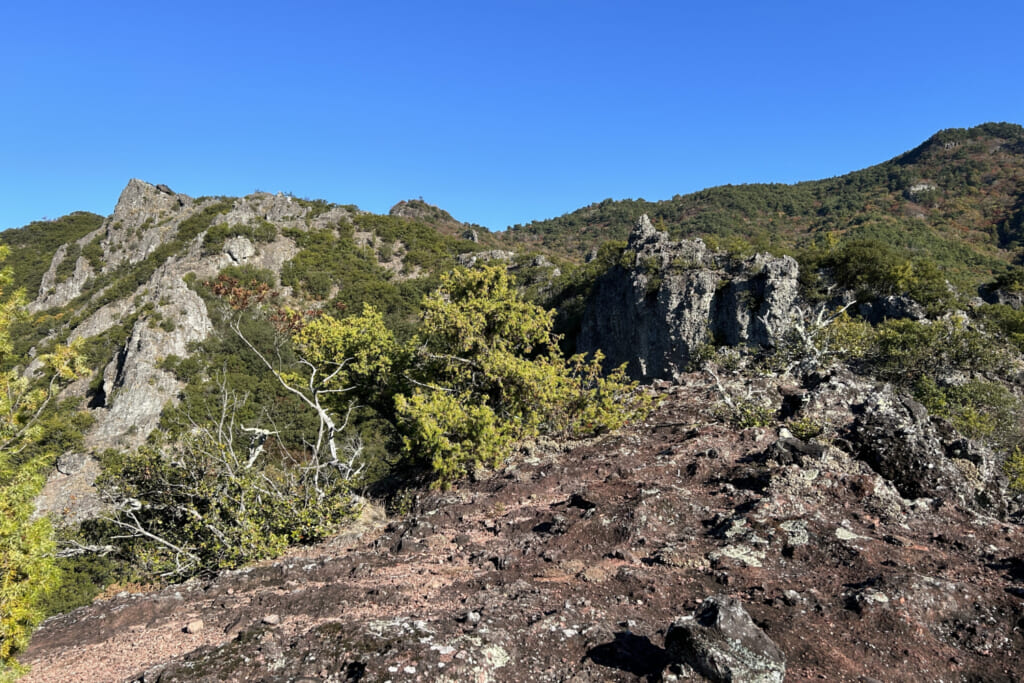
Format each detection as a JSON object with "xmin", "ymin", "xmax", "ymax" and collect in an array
[
  {"xmin": 0, "ymin": 212, "xmax": 104, "ymax": 303},
  {"xmin": 976, "ymin": 303, "xmax": 1024, "ymax": 353},
  {"xmin": 0, "ymin": 247, "xmax": 89, "ymax": 671},
  {"xmin": 99, "ymin": 391, "xmax": 358, "ymax": 580},
  {"xmin": 913, "ymin": 376, "xmax": 1022, "ymax": 450},
  {"xmin": 293, "ymin": 266, "xmax": 658, "ymax": 488},
  {"xmin": 821, "ymin": 238, "xmax": 955, "ymax": 313},
  {"xmin": 869, "ymin": 317, "xmax": 1005, "ymax": 382},
  {"xmin": 726, "ymin": 398, "xmax": 775, "ymax": 429},
  {"xmin": 787, "ymin": 415, "xmax": 824, "ymax": 441},
  {"xmin": 1005, "ymin": 447, "xmax": 1024, "ymax": 492}
]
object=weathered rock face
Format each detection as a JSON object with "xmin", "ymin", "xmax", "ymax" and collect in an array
[
  {"xmin": 980, "ymin": 283, "xmax": 1024, "ymax": 309},
  {"xmin": 455, "ymin": 249, "xmax": 515, "ymax": 268},
  {"xmin": 29, "ymin": 181, "xmax": 320, "ymax": 521},
  {"xmin": 857, "ymin": 294, "xmax": 928, "ymax": 323},
  {"xmin": 579, "ymin": 215, "xmax": 801, "ymax": 380},
  {"xmin": 86, "ymin": 283, "xmax": 212, "ymax": 452},
  {"xmin": 30, "ymin": 247, "xmax": 95, "ymax": 313},
  {"xmin": 664, "ymin": 595, "xmax": 786, "ymax": 683},
  {"xmin": 843, "ymin": 388, "xmax": 1004, "ymax": 513}
]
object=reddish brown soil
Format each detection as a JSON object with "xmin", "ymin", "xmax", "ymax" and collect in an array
[{"xmin": 21, "ymin": 377, "xmax": 1024, "ymax": 682}]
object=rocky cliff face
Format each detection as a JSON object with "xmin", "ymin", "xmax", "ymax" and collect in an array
[
  {"xmin": 31, "ymin": 181, "xmax": 343, "ymax": 521},
  {"xmin": 579, "ymin": 215, "xmax": 801, "ymax": 380}
]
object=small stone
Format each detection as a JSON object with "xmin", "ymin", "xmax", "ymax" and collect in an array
[
  {"xmin": 262, "ymin": 614, "xmax": 281, "ymax": 626},
  {"xmin": 185, "ymin": 619, "xmax": 204, "ymax": 634}
]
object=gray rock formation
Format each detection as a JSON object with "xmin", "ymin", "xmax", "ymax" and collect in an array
[
  {"xmin": 980, "ymin": 285, "xmax": 1024, "ymax": 309},
  {"xmin": 579, "ymin": 215, "xmax": 801, "ymax": 380},
  {"xmin": 30, "ymin": 181, "xmax": 317, "ymax": 522},
  {"xmin": 858, "ymin": 294, "xmax": 927, "ymax": 323},
  {"xmin": 85, "ymin": 273, "xmax": 213, "ymax": 451},
  {"xmin": 664, "ymin": 595, "xmax": 786, "ymax": 682},
  {"xmin": 843, "ymin": 388, "xmax": 1002, "ymax": 512},
  {"xmin": 456, "ymin": 249, "xmax": 515, "ymax": 268},
  {"xmin": 30, "ymin": 246, "xmax": 95, "ymax": 313}
]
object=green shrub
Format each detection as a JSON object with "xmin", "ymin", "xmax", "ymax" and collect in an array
[
  {"xmin": 293, "ymin": 266, "xmax": 658, "ymax": 488},
  {"xmin": 914, "ymin": 376, "xmax": 1022, "ymax": 449},
  {"xmin": 99, "ymin": 419, "xmax": 358, "ymax": 581},
  {"xmin": 37, "ymin": 554, "xmax": 120, "ymax": 618},
  {"xmin": 0, "ymin": 249, "xmax": 90, "ymax": 669},
  {"xmin": 1005, "ymin": 447, "xmax": 1024, "ymax": 492},
  {"xmin": 726, "ymin": 399, "xmax": 775, "ymax": 429},
  {"xmin": 787, "ymin": 415, "xmax": 824, "ymax": 441},
  {"xmin": 869, "ymin": 317, "xmax": 1004, "ymax": 382}
]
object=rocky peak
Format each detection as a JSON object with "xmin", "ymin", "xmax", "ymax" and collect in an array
[
  {"xmin": 389, "ymin": 198, "xmax": 455, "ymax": 224},
  {"xmin": 579, "ymin": 215, "xmax": 801, "ymax": 380},
  {"xmin": 110, "ymin": 178, "xmax": 191, "ymax": 236}
]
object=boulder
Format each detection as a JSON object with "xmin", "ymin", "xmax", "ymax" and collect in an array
[
  {"xmin": 857, "ymin": 295, "xmax": 927, "ymax": 323},
  {"xmin": 664, "ymin": 595, "xmax": 785, "ymax": 682},
  {"xmin": 844, "ymin": 390, "xmax": 973, "ymax": 506}
]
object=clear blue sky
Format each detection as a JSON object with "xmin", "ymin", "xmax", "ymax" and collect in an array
[{"xmin": 2, "ymin": 1, "xmax": 1022, "ymax": 232}]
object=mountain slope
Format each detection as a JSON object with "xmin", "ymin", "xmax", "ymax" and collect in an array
[
  {"xmin": 1, "ymin": 125, "xmax": 1023, "ymax": 661},
  {"xmin": 504, "ymin": 122, "xmax": 1024, "ymax": 291}
]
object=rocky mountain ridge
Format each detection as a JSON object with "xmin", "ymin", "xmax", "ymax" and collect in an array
[{"xmin": 31, "ymin": 180, "xmax": 356, "ymax": 521}]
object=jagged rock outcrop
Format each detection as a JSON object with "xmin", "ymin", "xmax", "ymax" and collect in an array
[
  {"xmin": 29, "ymin": 181, "xmax": 322, "ymax": 521},
  {"xmin": 843, "ymin": 388, "xmax": 1006, "ymax": 514},
  {"xmin": 456, "ymin": 249, "xmax": 515, "ymax": 268},
  {"xmin": 980, "ymin": 284, "xmax": 1024, "ymax": 309},
  {"xmin": 30, "ymin": 245, "xmax": 95, "ymax": 312},
  {"xmin": 221, "ymin": 191, "xmax": 355, "ymax": 228},
  {"xmin": 857, "ymin": 294, "xmax": 928, "ymax": 323},
  {"xmin": 86, "ymin": 281, "xmax": 212, "ymax": 451},
  {"xmin": 579, "ymin": 215, "xmax": 801, "ymax": 380}
]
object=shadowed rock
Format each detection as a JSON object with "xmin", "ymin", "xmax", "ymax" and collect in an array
[{"xmin": 664, "ymin": 596, "xmax": 785, "ymax": 683}]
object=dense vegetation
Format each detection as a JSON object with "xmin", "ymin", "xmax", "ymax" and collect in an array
[
  {"xmin": 0, "ymin": 213, "xmax": 104, "ymax": 304},
  {"xmin": 294, "ymin": 266, "xmax": 657, "ymax": 487},
  {"xmin": 86, "ymin": 265, "xmax": 655, "ymax": 586}
]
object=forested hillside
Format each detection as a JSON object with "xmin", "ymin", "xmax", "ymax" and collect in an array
[{"xmin": 506, "ymin": 122, "xmax": 1024, "ymax": 293}]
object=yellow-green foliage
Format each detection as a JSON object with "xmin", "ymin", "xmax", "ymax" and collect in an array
[
  {"xmin": 0, "ymin": 245, "xmax": 88, "ymax": 673},
  {"xmin": 295, "ymin": 266, "xmax": 658, "ymax": 488},
  {"xmin": 0, "ymin": 464, "xmax": 58, "ymax": 668},
  {"xmin": 814, "ymin": 311, "xmax": 874, "ymax": 362},
  {"xmin": 1005, "ymin": 447, "xmax": 1024, "ymax": 493}
]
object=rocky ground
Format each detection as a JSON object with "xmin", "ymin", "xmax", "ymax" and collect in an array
[{"xmin": 21, "ymin": 372, "xmax": 1024, "ymax": 682}]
